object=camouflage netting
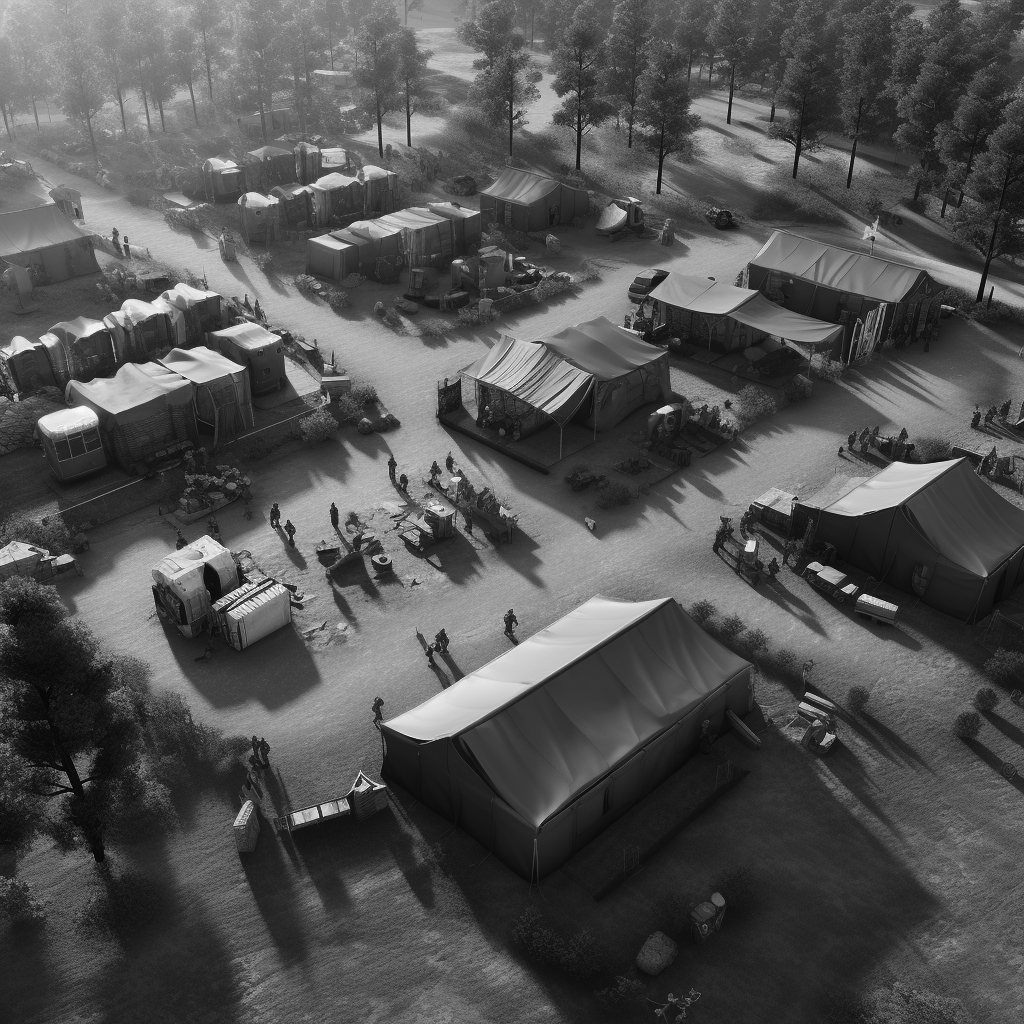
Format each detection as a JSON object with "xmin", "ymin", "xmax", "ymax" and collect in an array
[{"xmin": 0, "ymin": 391, "xmax": 65, "ymax": 455}]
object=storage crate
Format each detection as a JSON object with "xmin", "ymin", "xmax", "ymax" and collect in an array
[{"xmin": 233, "ymin": 799, "xmax": 260, "ymax": 853}]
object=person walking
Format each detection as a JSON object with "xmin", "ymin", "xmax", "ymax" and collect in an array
[
  {"xmin": 175, "ymin": 529, "xmax": 188, "ymax": 550},
  {"xmin": 270, "ymin": 503, "xmax": 281, "ymax": 530},
  {"xmin": 388, "ymin": 455, "xmax": 398, "ymax": 484},
  {"xmin": 398, "ymin": 473, "xmax": 409, "ymax": 493},
  {"xmin": 284, "ymin": 520, "xmax": 296, "ymax": 547},
  {"xmin": 257, "ymin": 737, "xmax": 270, "ymax": 767},
  {"xmin": 503, "ymin": 608, "xmax": 518, "ymax": 641},
  {"xmin": 434, "ymin": 628, "xmax": 449, "ymax": 654},
  {"xmin": 425, "ymin": 643, "xmax": 437, "ymax": 667},
  {"xmin": 445, "ymin": 451, "xmax": 455, "ymax": 474},
  {"xmin": 371, "ymin": 696, "xmax": 385, "ymax": 729},
  {"xmin": 330, "ymin": 502, "xmax": 339, "ymax": 530},
  {"xmin": 122, "ymin": 235, "xmax": 131, "ymax": 258}
]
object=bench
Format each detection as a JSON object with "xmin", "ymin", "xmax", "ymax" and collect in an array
[{"xmin": 798, "ymin": 692, "xmax": 837, "ymax": 722}]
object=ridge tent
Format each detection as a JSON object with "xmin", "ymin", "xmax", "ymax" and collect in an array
[
  {"xmin": 801, "ymin": 458, "xmax": 1024, "ymax": 623},
  {"xmin": 745, "ymin": 231, "xmax": 943, "ymax": 362},
  {"xmin": 46, "ymin": 317, "xmax": 117, "ymax": 383},
  {"xmin": 237, "ymin": 192, "xmax": 280, "ymax": 245},
  {"xmin": 380, "ymin": 208, "xmax": 454, "ymax": 267},
  {"xmin": 270, "ymin": 183, "xmax": 314, "ymax": 228},
  {"xmin": 201, "ymin": 158, "xmax": 243, "ymax": 203},
  {"xmin": 243, "ymin": 145, "xmax": 294, "ymax": 191},
  {"xmin": 149, "ymin": 297, "xmax": 187, "ymax": 349},
  {"xmin": 159, "ymin": 346, "xmax": 254, "ymax": 440},
  {"xmin": 305, "ymin": 233, "xmax": 360, "ymax": 282},
  {"xmin": 0, "ymin": 336, "xmax": 56, "ymax": 395},
  {"xmin": 427, "ymin": 202, "xmax": 482, "ymax": 256},
  {"xmin": 334, "ymin": 219, "xmax": 403, "ymax": 281},
  {"xmin": 0, "ymin": 205, "xmax": 100, "ymax": 282},
  {"xmin": 159, "ymin": 284, "xmax": 224, "ymax": 339},
  {"xmin": 382, "ymin": 596, "xmax": 753, "ymax": 880},
  {"xmin": 480, "ymin": 168, "xmax": 589, "ymax": 233},
  {"xmin": 649, "ymin": 272, "xmax": 844, "ymax": 359},
  {"xmin": 66, "ymin": 362, "xmax": 197, "ymax": 471},
  {"xmin": 314, "ymin": 172, "xmax": 363, "ymax": 222},
  {"xmin": 104, "ymin": 299, "xmax": 174, "ymax": 363},
  {"xmin": 209, "ymin": 322, "xmax": 286, "ymax": 395},
  {"xmin": 358, "ymin": 164, "xmax": 398, "ymax": 216}
]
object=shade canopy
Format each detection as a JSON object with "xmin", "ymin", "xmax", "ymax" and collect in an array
[
  {"xmin": 540, "ymin": 317, "xmax": 670, "ymax": 380},
  {"xmin": 728, "ymin": 292, "xmax": 844, "ymax": 348},
  {"xmin": 749, "ymin": 230, "xmax": 930, "ymax": 303},
  {"xmin": 648, "ymin": 274, "xmax": 756, "ymax": 315},
  {"xmin": 159, "ymin": 346, "xmax": 246, "ymax": 385}
]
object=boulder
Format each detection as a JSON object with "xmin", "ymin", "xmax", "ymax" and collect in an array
[
  {"xmin": 357, "ymin": 417, "xmax": 374, "ymax": 434},
  {"xmin": 636, "ymin": 931, "xmax": 678, "ymax": 976},
  {"xmin": 448, "ymin": 174, "xmax": 477, "ymax": 196}
]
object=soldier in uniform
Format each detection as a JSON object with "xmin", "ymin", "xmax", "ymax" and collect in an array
[
  {"xmin": 767, "ymin": 556, "xmax": 780, "ymax": 580},
  {"xmin": 270, "ymin": 503, "xmax": 281, "ymax": 529},
  {"xmin": 971, "ymin": 407, "xmax": 981, "ymax": 429},
  {"xmin": 175, "ymin": 530, "xmax": 188, "ymax": 550},
  {"xmin": 429, "ymin": 460, "xmax": 442, "ymax": 484},
  {"xmin": 330, "ymin": 502, "xmax": 339, "ymax": 530},
  {"xmin": 445, "ymin": 451, "xmax": 455, "ymax": 474},
  {"xmin": 435, "ymin": 628, "xmax": 449, "ymax": 654},
  {"xmin": 284, "ymin": 520, "xmax": 297, "ymax": 547},
  {"xmin": 388, "ymin": 455, "xmax": 398, "ymax": 483},
  {"xmin": 398, "ymin": 473, "xmax": 409, "ymax": 493},
  {"xmin": 372, "ymin": 697, "xmax": 385, "ymax": 729},
  {"xmin": 425, "ymin": 642, "xmax": 437, "ymax": 667},
  {"xmin": 503, "ymin": 609, "xmax": 518, "ymax": 641}
]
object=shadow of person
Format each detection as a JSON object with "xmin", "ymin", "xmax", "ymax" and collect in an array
[
  {"xmin": 440, "ymin": 651, "xmax": 464, "ymax": 681},
  {"xmin": 283, "ymin": 543, "xmax": 307, "ymax": 569}
]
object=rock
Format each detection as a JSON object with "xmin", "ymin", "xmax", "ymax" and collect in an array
[
  {"xmin": 357, "ymin": 417, "xmax": 374, "ymax": 434},
  {"xmin": 636, "ymin": 931, "xmax": 678, "ymax": 976},
  {"xmin": 448, "ymin": 174, "xmax": 477, "ymax": 196},
  {"xmin": 545, "ymin": 233, "xmax": 561, "ymax": 253}
]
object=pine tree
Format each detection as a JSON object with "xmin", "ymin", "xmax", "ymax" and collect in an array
[
  {"xmin": 605, "ymin": 0, "xmax": 651, "ymax": 148},
  {"xmin": 749, "ymin": 0, "xmax": 796, "ymax": 123},
  {"xmin": 0, "ymin": 39, "xmax": 18, "ymax": 143},
  {"xmin": 459, "ymin": 0, "xmax": 522, "ymax": 71},
  {"xmin": 190, "ymin": 0, "xmax": 227, "ymax": 103},
  {"xmin": 674, "ymin": 0, "xmax": 710, "ymax": 84},
  {"xmin": 397, "ymin": 27, "xmax": 434, "ymax": 147},
  {"xmin": 635, "ymin": 41, "xmax": 700, "ymax": 194},
  {"xmin": 169, "ymin": 22, "xmax": 203, "ymax": 126},
  {"xmin": 52, "ymin": 13, "xmax": 107, "ymax": 170},
  {"xmin": 353, "ymin": 0, "xmax": 402, "ymax": 157},
  {"xmin": 475, "ymin": 40, "xmax": 542, "ymax": 158},
  {"xmin": 238, "ymin": 0, "xmax": 286, "ymax": 145},
  {"xmin": 551, "ymin": 1, "xmax": 615, "ymax": 171},
  {"xmin": 6, "ymin": 1, "xmax": 51, "ymax": 132},
  {"xmin": 91, "ymin": 0, "xmax": 131, "ymax": 136},
  {"xmin": 708, "ymin": 0, "xmax": 748, "ymax": 125}
]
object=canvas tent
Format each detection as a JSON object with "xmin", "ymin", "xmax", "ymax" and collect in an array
[
  {"xmin": 66, "ymin": 362, "xmax": 197, "ymax": 470},
  {"xmin": 270, "ymin": 183, "xmax": 314, "ymax": 228},
  {"xmin": 649, "ymin": 273, "xmax": 844, "ymax": 359},
  {"xmin": 382, "ymin": 597, "xmax": 753, "ymax": 880},
  {"xmin": 201, "ymin": 158, "xmax": 244, "ymax": 203},
  {"xmin": 0, "ymin": 205, "xmax": 100, "ymax": 282},
  {"xmin": 0, "ymin": 336, "xmax": 56, "ymax": 395},
  {"xmin": 802, "ymin": 458, "xmax": 1024, "ymax": 623},
  {"xmin": 46, "ymin": 317, "xmax": 117, "ymax": 383},
  {"xmin": 746, "ymin": 231, "xmax": 943, "ymax": 362},
  {"xmin": 428, "ymin": 202, "xmax": 482, "ymax": 256},
  {"xmin": 380, "ymin": 208, "xmax": 454, "ymax": 268},
  {"xmin": 314, "ymin": 172, "xmax": 363, "ymax": 222},
  {"xmin": 334, "ymin": 219, "xmax": 403, "ymax": 281},
  {"xmin": 480, "ymin": 169, "xmax": 589, "ymax": 233},
  {"xmin": 358, "ymin": 164, "xmax": 398, "ymax": 216},
  {"xmin": 159, "ymin": 346, "xmax": 254, "ymax": 440},
  {"xmin": 159, "ymin": 284, "xmax": 224, "ymax": 339},
  {"xmin": 305, "ymin": 233, "xmax": 360, "ymax": 282},
  {"xmin": 104, "ymin": 299, "xmax": 174, "ymax": 363},
  {"xmin": 243, "ymin": 145, "xmax": 294, "ymax": 192},
  {"xmin": 294, "ymin": 142, "xmax": 322, "ymax": 185},
  {"xmin": 238, "ymin": 192, "xmax": 280, "ymax": 245},
  {"xmin": 209, "ymin": 322, "xmax": 286, "ymax": 395}
]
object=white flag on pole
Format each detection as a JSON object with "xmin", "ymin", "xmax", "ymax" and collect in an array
[{"xmin": 862, "ymin": 216, "xmax": 879, "ymax": 240}]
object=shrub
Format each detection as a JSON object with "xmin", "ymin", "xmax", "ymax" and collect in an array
[
  {"xmin": 954, "ymin": 710, "xmax": 981, "ymax": 739},
  {"xmin": 351, "ymin": 383, "xmax": 378, "ymax": 405},
  {"xmin": 762, "ymin": 646, "xmax": 800, "ymax": 685},
  {"xmin": 718, "ymin": 614, "xmax": 745, "ymax": 645},
  {"xmin": 249, "ymin": 250, "xmax": 274, "ymax": 272},
  {"xmin": 741, "ymin": 628, "xmax": 769, "ymax": 656},
  {"xmin": 294, "ymin": 274, "xmax": 321, "ymax": 296},
  {"xmin": 573, "ymin": 259, "xmax": 599, "ymax": 283},
  {"xmin": 334, "ymin": 394, "xmax": 361, "ymax": 424},
  {"xmin": 325, "ymin": 287, "xmax": 351, "ymax": 309},
  {"xmin": 733, "ymin": 384, "xmax": 778, "ymax": 430},
  {"xmin": 511, "ymin": 907, "xmax": 600, "ymax": 980},
  {"xmin": 596, "ymin": 481, "xmax": 633, "ymax": 508},
  {"xmin": 811, "ymin": 354, "xmax": 844, "ymax": 383},
  {"xmin": 0, "ymin": 878, "xmax": 46, "ymax": 924},
  {"xmin": 420, "ymin": 319, "xmax": 455, "ymax": 338},
  {"xmin": 985, "ymin": 649, "xmax": 1024, "ymax": 686},
  {"xmin": 941, "ymin": 284, "xmax": 1024, "ymax": 325},
  {"xmin": 299, "ymin": 407, "xmax": 339, "ymax": 446},
  {"xmin": 595, "ymin": 975, "xmax": 647, "ymax": 1006},
  {"xmin": 913, "ymin": 436, "xmax": 953, "ymax": 463},
  {"xmin": 238, "ymin": 435, "xmax": 276, "ymax": 461},
  {"xmin": 689, "ymin": 600, "xmax": 717, "ymax": 626},
  {"xmin": 0, "ymin": 514, "xmax": 72, "ymax": 554},
  {"xmin": 847, "ymin": 685, "xmax": 870, "ymax": 714},
  {"xmin": 974, "ymin": 687, "xmax": 999, "ymax": 712}
]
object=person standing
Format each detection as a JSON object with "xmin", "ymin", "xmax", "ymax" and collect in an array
[
  {"xmin": 425, "ymin": 643, "xmax": 437, "ymax": 667},
  {"xmin": 388, "ymin": 455, "xmax": 398, "ymax": 484},
  {"xmin": 111, "ymin": 227, "xmax": 121, "ymax": 255},
  {"xmin": 371, "ymin": 696, "xmax": 385, "ymax": 729},
  {"xmin": 175, "ymin": 529, "xmax": 187, "ymax": 550},
  {"xmin": 284, "ymin": 520, "xmax": 296, "ymax": 547},
  {"xmin": 445, "ymin": 451, "xmax": 455, "ymax": 474},
  {"xmin": 503, "ymin": 608, "xmax": 518, "ymax": 641},
  {"xmin": 434, "ymin": 628, "xmax": 449, "ymax": 654},
  {"xmin": 330, "ymin": 502, "xmax": 339, "ymax": 530},
  {"xmin": 122, "ymin": 235, "xmax": 131, "ymax": 258},
  {"xmin": 398, "ymin": 473, "xmax": 409, "ymax": 493},
  {"xmin": 270, "ymin": 503, "xmax": 281, "ymax": 530}
]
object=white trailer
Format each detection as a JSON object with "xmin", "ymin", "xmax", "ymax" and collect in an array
[{"xmin": 212, "ymin": 578, "xmax": 292, "ymax": 650}]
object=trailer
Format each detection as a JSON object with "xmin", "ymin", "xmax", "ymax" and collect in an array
[{"xmin": 212, "ymin": 578, "xmax": 292, "ymax": 650}]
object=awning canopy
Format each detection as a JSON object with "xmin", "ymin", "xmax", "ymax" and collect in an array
[
  {"xmin": 540, "ymin": 317, "xmax": 669, "ymax": 380},
  {"xmin": 648, "ymin": 274, "xmax": 756, "ymax": 315},
  {"xmin": 729, "ymin": 292, "xmax": 844, "ymax": 348},
  {"xmin": 749, "ymin": 230, "xmax": 930, "ymax": 303},
  {"xmin": 481, "ymin": 168, "xmax": 559, "ymax": 206}
]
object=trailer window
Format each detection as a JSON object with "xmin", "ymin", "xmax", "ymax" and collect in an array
[
  {"xmin": 53, "ymin": 438, "xmax": 73, "ymax": 461},
  {"xmin": 84, "ymin": 430, "xmax": 103, "ymax": 452},
  {"xmin": 68, "ymin": 433, "xmax": 87, "ymax": 458}
]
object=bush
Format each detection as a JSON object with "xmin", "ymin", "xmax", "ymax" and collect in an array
[
  {"xmin": 511, "ymin": 907, "xmax": 600, "ymax": 980},
  {"xmin": 237, "ymin": 435, "xmax": 276, "ymax": 461},
  {"xmin": 954, "ymin": 710, "xmax": 981, "ymax": 739},
  {"xmin": 325, "ymin": 287, "xmax": 351, "ymax": 309},
  {"xmin": 299, "ymin": 407, "xmax": 339, "ymax": 446},
  {"xmin": 351, "ymin": 383, "xmax": 378, "ymax": 405},
  {"xmin": 733, "ymin": 384, "xmax": 778, "ymax": 430},
  {"xmin": 294, "ymin": 274, "xmax": 321, "ymax": 296},
  {"xmin": 718, "ymin": 614, "xmax": 746, "ymax": 645},
  {"xmin": 984, "ymin": 649, "xmax": 1024, "ymax": 686},
  {"xmin": 249, "ymin": 250, "xmax": 273, "ymax": 273},
  {"xmin": 595, "ymin": 975, "xmax": 647, "ymax": 1006},
  {"xmin": 334, "ymin": 394, "xmax": 361, "ymax": 424},
  {"xmin": 0, "ymin": 514, "xmax": 72, "ymax": 554},
  {"xmin": 974, "ymin": 687, "xmax": 999, "ymax": 712},
  {"xmin": 596, "ymin": 481, "xmax": 633, "ymax": 508},
  {"xmin": 913, "ymin": 436, "xmax": 953, "ymax": 463},
  {"xmin": 689, "ymin": 600, "xmax": 718, "ymax": 626},
  {"xmin": 0, "ymin": 878, "xmax": 46, "ymax": 924},
  {"xmin": 847, "ymin": 685, "xmax": 870, "ymax": 714},
  {"xmin": 811, "ymin": 354, "xmax": 844, "ymax": 383},
  {"xmin": 741, "ymin": 628, "xmax": 769, "ymax": 656},
  {"xmin": 941, "ymin": 284, "xmax": 1024, "ymax": 325},
  {"xmin": 420, "ymin": 319, "xmax": 455, "ymax": 338}
]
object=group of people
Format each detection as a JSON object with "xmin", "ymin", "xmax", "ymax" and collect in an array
[
  {"xmin": 269, "ymin": 502, "xmax": 297, "ymax": 546},
  {"xmin": 241, "ymin": 293, "xmax": 266, "ymax": 322},
  {"xmin": 971, "ymin": 400, "xmax": 1014, "ymax": 430},
  {"xmin": 110, "ymin": 227, "xmax": 131, "ymax": 258},
  {"xmin": 423, "ymin": 628, "xmax": 451, "ymax": 667}
]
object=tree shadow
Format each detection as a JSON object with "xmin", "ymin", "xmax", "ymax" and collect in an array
[
  {"xmin": 963, "ymin": 737, "xmax": 1024, "ymax": 795},
  {"xmin": 859, "ymin": 711, "xmax": 932, "ymax": 771},
  {"xmin": 981, "ymin": 709, "xmax": 1024, "ymax": 749},
  {"xmin": 0, "ymin": 914, "xmax": 52, "ymax": 1022}
]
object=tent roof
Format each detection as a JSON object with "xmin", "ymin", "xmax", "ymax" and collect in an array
[
  {"xmin": 159, "ymin": 283, "xmax": 220, "ymax": 308},
  {"xmin": 239, "ymin": 192, "xmax": 279, "ymax": 209},
  {"xmin": 49, "ymin": 316, "xmax": 108, "ymax": 342},
  {"xmin": 481, "ymin": 168, "xmax": 559, "ymax": 206},
  {"xmin": 823, "ymin": 458, "xmax": 1024, "ymax": 577},
  {"xmin": 462, "ymin": 335, "xmax": 593, "ymax": 425},
  {"xmin": 159, "ymin": 346, "xmax": 247, "ymax": 384},
  {"xmin": 247, "ymin": 145, "xmax": 291, "ymax": 160},
  {"xmin": 309, "ymin": 234, "xmax": 355, "ymax": 253},
  {"xmin": 648, "ymin": 273, "xmax": 757, "ymax": 315},
  {"xmin": 428, "ymin": 201, "xmax": 477, "ymax": 220},
  {"xmin": 2, "ymin": 336, "xmax": 36, "ymax": 357},
  {"xmin": 750, "ymin": 230, "xmax": 930, "ymax": 302},
  {"xmin": 540, "ymin": 316, "xmax": 667, "ymax": 381},
  {"xmin": 0, "ymin": 205, "xmax": 93, "ymax": 257},
  {"xmin": 728, "ymin": 292, "xmax": 844, "ymax": 347},
  {"xmin": 67, "ymin": 362, "xmax": 192, "ymax": 418},
  {"xmin": 48, "ymin": 186, "xmax": 80, "ymax": 202},
  {"xmin": 344, "ymin": 218, "xmax": 402, "ymax": 241},
  {"xmin": 37, "ymin": 406, "xmax": 100, "ymax": 437},
  {"xmin": 270, "ymin": 182, "xmax": 311, "ymax": 198},
  {"xmin": 384, "ymin": 207, "xmax": 447, "ymax": 229},
  {"xmin": 203, "ymin": 158, "xmax": 238, "ymax": 172},
  {"xmin": 384, "ymin": 597, "xmax": 751, "ymax": 828},
  {"xmin": 210, "ymin": 322, "xmax": 280, "ymax": 352},
  {"xmin": 120, "ymin": 299, "xmax": 167, "ymax": 322},
  {"xmin": 360, "ymin": 164, "xmax": 390, "ymax": 181},
  {"xmin": 314, "ymin": 172, "xmax": 359, "ymax": 189}
]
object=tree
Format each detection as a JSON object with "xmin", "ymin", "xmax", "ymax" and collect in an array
[
  {"xmin": 52, "ymin": 20, "xmax": 106, "ymax": 171},
  {"xmin": 674, "ymin": 0, "xmax": 710, "ymax": 84},
  {"xmin": 952, "ymin": 94, "xmax": 1024, "ymax": 302},
  {"xmin": 551, "ymin": 2, "xmax": 615, "ymax": 171},
  {"xmin": 144, "ymin": 18, "xmax": 177, "ymax": 133},
  {"xmin": 6, "ymin": 1, "xmax": 51, "ymax": 132},
  {"xmin": 748, "ymin": 0, "xmax": 796, "ymax": 123},
  {"xmin": 396, "ymin": 27, "xmax": 434, "ymax": 147},
  {"xmin": 605, "ymin": 0, "xmax": 651, "ymax": 148},
  {"xmin": 353, "ymin": 0, "xmax": 402, "ymax": 158},
  {"xmin": 459, "ymin": 0, "xmax": 522, "ymax": 72},
  {"xmin": 238, "ymin": 0, "xmax": 285, "ymax": 144},
  {"xmin": 169, "ymin": 22, "xmax": 202, "ymax": 126},
  {"xmin": 91, "ymin": 0, "xmax": 131, "ymax": 136},
  {"xmin": 190, "ymin": 0, "xmax": 227, "ymax": 103},
  {"xmin": 708, "ymin": 0, "xmax": 748, "ymax": 125},
  {"xmin": 403, "ymin": 0, "xmax": 424, "ymax": 24},
  {"xmin": 635, "ymin": 41, "xmax": 700, "ymax": 194},
  {"xmin": 0, "ymin": 38, "xmax": 16, "ymax": 141},
  {"xmin": 769, "ymin": 1, "xmax": 838, "ymax": 179},
  {"xmin": 475, "ymin": 39, "xmax": 542, "ymax": 157},
  {"xmin": 839, "ymin": 0, "xmax": 907, "ymax": 188},
  {"xmin": 122, "ymin": 9, "xmax": 155, "ymax": 135}
]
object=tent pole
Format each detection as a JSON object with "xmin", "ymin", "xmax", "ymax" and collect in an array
[
  {"xmin": 559, "ymin": 425, "xmax": 563, "ymax": 461},
  {"xmin": 593, "ymin": 384, "xmax": 598, "ymax": 440}
]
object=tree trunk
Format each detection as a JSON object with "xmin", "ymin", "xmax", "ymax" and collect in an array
[
  {"xmin": 656, "ymin": 124, "xmax": 665, "ymax": 194},
  {"xmin": 846, "ymin": 97, "xmax": 862, "ymax": 189},
  {"xmin": 940, "ymin": 191, "xmax": 949, "ymax": 218},
  {"xmin": 508, "ymin": 93, "xmax": 514, "ymax": 157},
  {"xmin": 575, "ymin": 98, "xmax": 582, "ymax": 170},
  {"xmin": 31, "ymin": 97, "xmax": 40, "ymax": 131},
  {"xmin": 913, "ymin": 178, "xmax": 921, "ymax": 201},
  {"xmin": 327, "ymin": 0, "xmax": 335, "ymax": 71},
  {"xmin": 959, "ymin": 138, "xmax": 977, "ymax": 207},
  {"xmin": 188, "ymin": 79, "xmax": 199, "ymax": 125},
  {"xmin": 138, "ymin": 60, "xmax": 152, "ymax": 134},
  {"xmin": 770, "ymin": 99, "xmax": 776, "ymax": 123},
  {"xmin": 255, "ymin": 66, "xmax": 267, "ymax": 143},
  {"xmin": 156, "ymin": 92, "xmax": 166, "ymax": 132},
  {"xmin": 376, "ymin": 90, "xmax": 384, "ymax": 157},
  {"xmin": 977, "ymin": 156, "xmax": 1016, "ymax": 302},
  {"xmin": 792, "ymin": 94, "xmax": 806, "ymax": 179},
  {"xmin": 52, "ymin": 722, "xmax": 104, "ymax": 861},
  {"xmin": 1, "ymin": 103, "xmax": 13, "ymax": 141},
  {"xmin": 294, "ymin": 68, "xmax": 307, "ymax": 136},
  {"xmin": 687, "ymin": 48, "xmax": 693, "ymax": 82},
  {"xmin": 406, "ymin": 79, "xmax": 412, "ymax": 147},
  {"xmin": 726, "ymin": 63, "xmax": 735, "ymax": 124},
  {"xmin": 114, "ymin": 63, "xmax": 128, "ymax": 136},
  {"xmin": 201, "ymin": 26, "xmax": 214, "ymax": 102},
  {"xmin": 708, "ymin": 57, "xmax": 714, "ymax": 83}
]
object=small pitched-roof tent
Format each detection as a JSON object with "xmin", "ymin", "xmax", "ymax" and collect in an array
[
  {"xmin": 746, "ymin": 231, "xmax": 943, "ymax": 362},
  {"xmin": 201, "ymin": 158, "xmax": 244, "ymax": 203},
  {"xmin": 306, "ymin": 233, "xmax": 360, "ymax": 282},
  {"xmin": 243, "ymin": 145, "xmax": 294, "ymax": 191},
  {"xmin": 333, "ymin": 219, "xmax": 403, "ymax": 281},
  {"xmin": 269, "ymin": 183, "xmax": 314, "ymax": 228},
  {"xmin": 427, "ymin": 201, "xmax": 482, "ymax": 256},
  {"xmin": 238, "ymin": 192, "xmax": 280, "ymax": 245},
  {"xmin": 314, "ymin": 172, "xmax": 363, "ymax": 221},
  {"xmin": 358, "ymin": 164, "xmax": 398, "ymax": 216},
  {"xmin": 159, "ymin": 284, "xmax": 224, "ymax": 339},
  {"xmin": 208, "ymin": 322, "xmax": 286, "ymax": 395},
  {"xmin": 383, "ymin": 596, "xmax": 753, "ymax": 880},
  {"xmin": 159, "ymin": 346, "xmax": 254, "ymax": 439},
  {"xmin": 649, "ymin": 272, "xmax": 844, "ymax": 359},
  {"xmin": 66, "ymin": 362, "xmax": 197, "ymax": 471},
  {"xmin": 379, "ymin": 208, "xmax": 454, "ymax": 268},
  {"xmin": 46, "ymin": 317, "xmax": 117, "ymax": 383},
  {"xmin": 480, "ymin": 168, "xmax": 589, "ymax": 233},
  {"xmin": 0, "ymin": 336, "xmax": 56, "ymax": 395},
  {"xmin": 0, "ymin": 206, "xmax": 100, "ymax": 282},
  {"xmin": 104, "ymin": 299, "xmax": 174, "ymax": 364},
  {"xmin": 802, "ymin": 458, "xmax": 1024, "ymax": 623}
]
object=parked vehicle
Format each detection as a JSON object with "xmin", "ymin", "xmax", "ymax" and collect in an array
[{"xmin": 627, "ymin": 267, "xmax": 669, "ymax": 304}]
